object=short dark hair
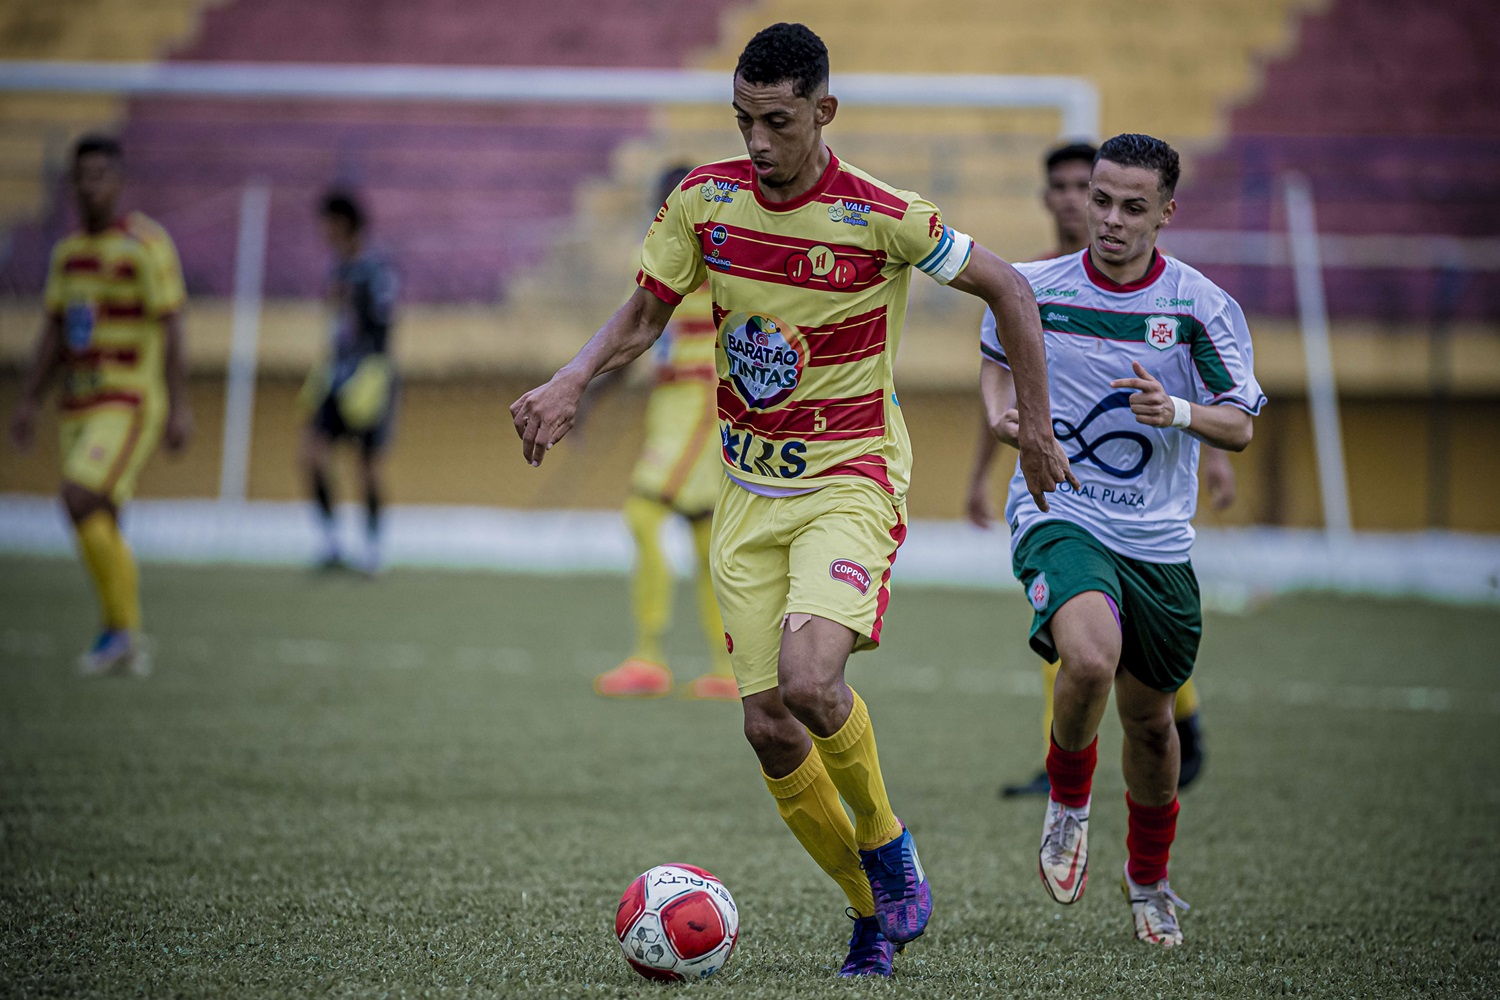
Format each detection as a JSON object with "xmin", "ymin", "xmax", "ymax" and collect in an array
[
  {"xmin": 320, "ymin": 190, "xmax": 365, "ymax": 233},
  {"xmin": 1045, "ymin": 142, "xmax": 1098, "ymax": 173},
  {"xmin": 73, "ymin": 134, "xmax": 123, "ymax": 168},
  {"xmin": 735, "ymin": 23, "xmax": 829, "ymax": 99},
  {"xmin": 655, "ymin": 164, "xmax": 694, "ymax": 208},
  {"xmin": 1095, "ymin": 133, "xmax": 1180, "ymax": 198}
]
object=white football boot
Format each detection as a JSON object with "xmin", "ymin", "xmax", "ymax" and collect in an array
[
  {"xmin": 77, "ymin": 630, "xmax": 150, "ymax": 678},
  {"xmin": 1122, "ymin": 864, "xmax": 1190, "ymax": 946},
  {"xmin": 1038, "ymin": 796, "xmax": 1089, "ymax": 904}
]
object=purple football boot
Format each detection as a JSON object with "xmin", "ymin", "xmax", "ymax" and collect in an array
[
  {"xmin": 858, "ymin": 822, "xmax": 932, "ymax": 944},
  {"xmin": 837, "ymin": 914, "xmax": 895, "ymax": 977}
]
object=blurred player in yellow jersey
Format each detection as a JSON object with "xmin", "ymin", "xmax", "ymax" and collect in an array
[
  {"xmin": 593, "ymin": 170, "xmax": 737, "ymax": 701},
  {"xmin": 964, "ymin": 142, "xmax": 1230, "ymax": 796},
  {"xmin": 9, "ymin": 135, "xmax": 192, "ymax": 676}
]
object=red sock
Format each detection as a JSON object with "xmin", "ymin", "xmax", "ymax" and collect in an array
[
  {"xmin": 1126, "ymin": 794, "xmax": 1180, "ymax": 885},
  {"xmin": 1045, "ymin": 735, "xmax": 1097, "ymax": 808}
]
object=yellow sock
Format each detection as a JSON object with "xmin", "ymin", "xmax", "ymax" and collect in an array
[
  {"xmin": 810, "ymin": 689, "xmax": 903, "ymax": 851},
  {"xmin": 1041, "ymin": 659, "xmax": 1061, "ymax": 762},
  {"xmin": 690, "ymin": 515, "xmax": 732, "ymax": 677},
  {"xmin": 624, "ymin": 495, "xmax": 672, "ymax": 664},
  {"xmin": 763, "ymin": 749, "xmax": 875, "ymax": 917},
  {"xmin": 1174, "ymin": 677, "xmax": 1201, "ymax": 719},
  {"xmin": 74, "ymin": 510, "xmax": 140, "ymax": 631}
]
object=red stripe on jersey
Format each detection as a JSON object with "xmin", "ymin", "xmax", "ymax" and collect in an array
[
  {"xmin": 99, "ymin": 301, "xmax": 146, "ymax": 320},
  {"xmin": 718, "ymin": 388, "xmax": 885, "ymax": 441},
  {"xmin": 61, "ymin": 390, "xmax": 142, "ymax": 412},
  {"xmin": 637, "ymin": 269, "xmax": 685, "ymax": 306},
  {"xmin": 869, "ymin": 513, "xmax": 907, "ymax": 643},
  {"xmin": 67, "ymin": 347, "xmax": 140, "ymax": 366},
  {"xmin": 805, "ymin": 308, "xmax": 887, "ymax": 367},
  {"xmin": 682, "ymin": 161, "xmax": 756, "ymax": 193},
  {"xmin": 676, "ymin": 318, "xmax": 717, "ymax": 335},
  {"xmin": 112, "ymin": 260, "xmax": 138, "ymax": 280},
  {"xmin": 696, "ymin": 223, "xmax": 887, "ymax": 294},
  {"xmin": 658, "ymin": 364, "xmax": 717, "ymax": 384},
  {"xmin": 63, "ymin": 256, "xmax": 102, "ymax": 274},
  {"xmin": 819, "ymin": 172, "xmax": 911, "ymax": 221},
  {"xmin": 810, "ymin": 454, "xmax": 895, "ymax": 494}
]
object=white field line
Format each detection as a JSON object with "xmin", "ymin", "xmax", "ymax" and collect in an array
[
  {"xmin": 4, "ymin": 628, "xmax": 1496, "ymax": 717},
  {"xmin": 3, "ymin": 496, "xmax": 1500, "ymax": 604}
]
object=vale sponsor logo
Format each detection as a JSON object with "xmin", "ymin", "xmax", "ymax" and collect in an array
[{"xmin": 701, "ymin": 180, "xmax": 739, "ymax": 204}]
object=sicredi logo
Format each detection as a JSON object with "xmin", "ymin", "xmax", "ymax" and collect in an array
[{"xmin": 830, "ymin": 559, "xmax": 872, "ymax": 595}]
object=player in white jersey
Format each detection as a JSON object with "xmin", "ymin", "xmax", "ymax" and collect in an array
[
  {"xmin": 969, "ymin": 142, "xmax": 1233, "ymax": 799},
  {"xmin": 981, "ymin": 134, "xmax": 1264, "ymax": 946}
]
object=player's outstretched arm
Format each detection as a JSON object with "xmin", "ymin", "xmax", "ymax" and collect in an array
[
  {"xmin": 1110, "ymin": 360, "xmax": 1254, "ymax": 451},
  {"xmin": 162, "ymin": 312, "xmax": 193, "ymax": 451},
  {"xmin": 950, "ymin": 245, "xmax": 1078, "ymax": 511},
  {"xmin": 9, "ymin": 314, "xmax": 63, "ymax": 451},
  {"xmin": 510, "ymin": 286, "xmax": 675, "ymax": 467}
]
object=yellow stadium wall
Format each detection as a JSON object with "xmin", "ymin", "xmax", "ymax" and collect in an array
[{"xmin": 2, "ymin": 372, "xmax": 1496, "ymax": 534}]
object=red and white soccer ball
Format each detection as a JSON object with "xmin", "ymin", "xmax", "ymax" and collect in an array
[{"xmin": 614, "ymin": 863, "xmax": 739, "ymax": 982}]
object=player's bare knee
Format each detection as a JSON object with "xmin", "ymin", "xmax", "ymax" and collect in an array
[
  {"xmin": 1059, "ymin": 647, "xmax": 1116, "ymax": 698},
  {"xmin": 777, "ymin": 675, "xmax": 843, "ymax": 735},
  {"xmin": 741, "ymin": 704, "xmax": 802, "ymax": 759},
  {"xmin": 61, "ymin": 482, "xmax": 109, "ymax": 525},
  {"xmin": 1120, "ymin": 706, "xmax": 1175, "ymax": 750}
]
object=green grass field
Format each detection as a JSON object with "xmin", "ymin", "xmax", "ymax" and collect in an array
[{"xmin": 2, "ymin": 557, "xmax": 1498, "ymax": 997}]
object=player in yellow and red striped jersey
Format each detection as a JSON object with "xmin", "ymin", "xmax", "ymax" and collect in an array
[
  {"xmin": 9, "ymin": 135, "xmax": 192, "ymax": 677},
  {"xmin": 512, "ymin": 24, "xmax": 1075, "ymax": 977},
  {"xmin": 594, "ymin": 165, "xmax": 738, "ymax": 702}
]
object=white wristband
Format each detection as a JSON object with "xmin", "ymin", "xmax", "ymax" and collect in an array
[{"xmin": 1169, "ymin": 396, "xmax": 1193, "ymax": 429}]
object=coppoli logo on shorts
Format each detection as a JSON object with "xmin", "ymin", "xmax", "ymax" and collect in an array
[{"xmin": 829, "ymin": 559, "xmax": 872, "ymax": 595}]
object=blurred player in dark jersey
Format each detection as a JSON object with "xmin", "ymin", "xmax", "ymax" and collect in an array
[{"xmin": 299, "ymin": 191, "xmax": 398, "ymax": 574}]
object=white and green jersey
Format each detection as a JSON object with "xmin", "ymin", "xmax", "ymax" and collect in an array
[{"xmin": 981, "ymin": 248, "xmax": 1265, "ymax": 563}]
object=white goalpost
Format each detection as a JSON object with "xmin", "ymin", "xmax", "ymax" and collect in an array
[{"xmin": 0, "ymin": 60, "xmax": 1099, "ymax": 505}]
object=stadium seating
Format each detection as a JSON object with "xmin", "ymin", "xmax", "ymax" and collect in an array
[
  {"xmin": 0, "ymin": 0, "xmax": 221, "ymax": 248},
  {"xmin": 0, "ymin": 0, "xmax": 744, "ymax": 301},
  {"xmin": 1172, "ymin": 0, "xmax": 1500, "ymax": 319}
]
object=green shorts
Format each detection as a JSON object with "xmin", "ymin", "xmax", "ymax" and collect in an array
[{"xmin": 1011, "ymin": 520, "xmax": 1201, "ymax": 692}]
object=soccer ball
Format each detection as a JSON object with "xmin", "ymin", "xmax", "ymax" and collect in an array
[{"xmin": 614, "ymin": 863, "xmax": 738, "ymax": 981}]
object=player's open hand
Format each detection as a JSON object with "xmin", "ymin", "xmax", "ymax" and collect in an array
[
  {"xmin": 9, "ymin": 400, "xmax": 37, "ymax": 452},
  {"xmin": 988, "ymin": 407, "xmax": 1020, "ymax": 449},
  {"xmin": 1110, "ymin": 361, "xmax": 1175, "ymax": 427},
  {"xmin": 964, "ymin": 475, "xmax": 993, "ymax": 529},
  {"xmin": 1016, "ymin": 430, "xmax": 1079, "ymax": 513},
  {"xmin": 1203, "ymin": 451, "xmax": 1238, "ymax": 510},
  {"xmin": 510, "ymin": 373, "xmax": 586, "ymax": 467},
  {"xmin": 164, "ymin": 403, "xmax": 193, "ymax": 452}
]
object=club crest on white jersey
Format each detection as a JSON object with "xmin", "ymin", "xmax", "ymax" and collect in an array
[{"xmin": 1145, "ymin": 315, "xmax": 1181, "ymax": 351}]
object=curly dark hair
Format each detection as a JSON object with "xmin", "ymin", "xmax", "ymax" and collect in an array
[
  {"xmin": 320, "ymin": 190, "xmax": 366, "ymax": 233},
  {"xmin": 72, "ymin": 133, "xmax": 123, "ymax": 167},
  {"xmin": 1044, "ymin": 142, "xmax": 1098, "ymax": 173},
  {"xmin": 735, "ymin": 23, "xmax": 829, "ymax": 99},
  {"xmin": 1096, "ymin": 133, "xmax": 1181, "ymax": 198}
]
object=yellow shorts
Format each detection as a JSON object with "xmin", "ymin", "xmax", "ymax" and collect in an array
[
  {"xmin": 710, "ymin": 476, "xmax": 907, "ymax": 698},
  {"xmin": 631, "ymin": 385, "xmax": 721, "ymax": 516},
  {"xmin": 58, "ymin": 400, "xmax": 163, "ymax": 505}
]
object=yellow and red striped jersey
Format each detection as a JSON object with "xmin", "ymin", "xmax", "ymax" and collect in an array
[
  {"xmin": 651, "ymin": 284, "xmax": 717, "ymax": 388},
  {"xmin": 44, "ymin": 212, "xmax": 185, "ymax": 413},
  {"xmin": 637, "ymin": 149, "xmax": 973, "ymax": 499}
]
